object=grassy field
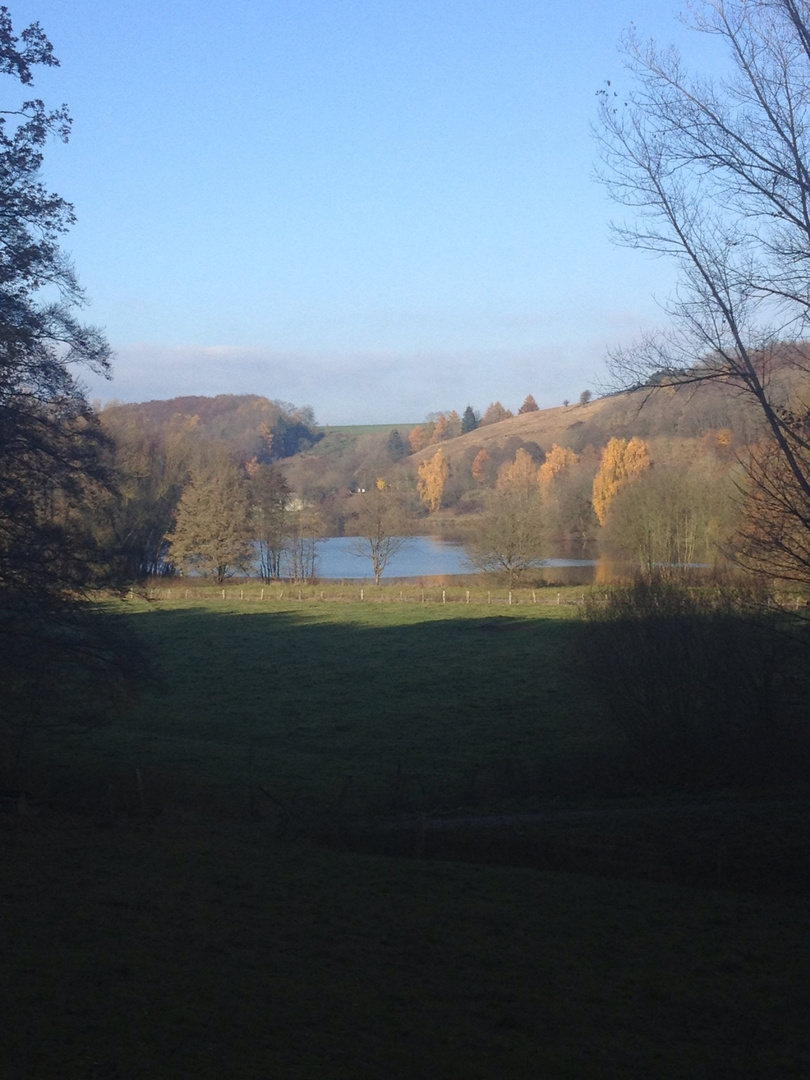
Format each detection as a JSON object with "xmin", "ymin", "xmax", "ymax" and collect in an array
[
  {"xmin": 4, "ymin": 594, "xmax": 810, "ymax": 1077},
  {"xmin": 29, "ymin": 594, "xmax": 594, "ymax": 820}
]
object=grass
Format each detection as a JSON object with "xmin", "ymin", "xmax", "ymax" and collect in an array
[
  {"xmin": 4, "ymin": 594, "xmax": 810, "ymax": 1077},
  {"xmin": 29, "ymin": 596, "xmax": 593, "ymax": 818},
  {"xmin": 3, "ymin": 813, "xmax": 810, "ymax": 1079}
]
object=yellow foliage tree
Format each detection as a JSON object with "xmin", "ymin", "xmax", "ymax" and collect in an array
[
  {"xmin": 592, "ymin": 436, "xmax": 652, "ymax": 525},
  {"xmin": 430, "ymin": 414, "xmax": 448, "ymax": 443},
  {"xmin": 538, "ymin": 444, "xmax": 580, "ymax": 490},
  {"xmin": 417, "ymin": 448, "xmax": 449, "ymax": 512},
  {"xmin": 496, "ymin": 448, "xmax": 538, "ymax": 492}
]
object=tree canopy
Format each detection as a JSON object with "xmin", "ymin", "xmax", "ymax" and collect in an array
[{"xmin": 0, "ymin": 7, "xmax": 138, "ymax": 762}]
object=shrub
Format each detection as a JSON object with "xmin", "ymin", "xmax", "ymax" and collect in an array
[{"xmin": 574, "ymin": 579, "xmax": 810, "ymax": 789}]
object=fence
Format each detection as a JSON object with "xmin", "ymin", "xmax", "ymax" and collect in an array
[{"xmin": 132, "ymin": 583, "xmax": 587, "ymax": 606}]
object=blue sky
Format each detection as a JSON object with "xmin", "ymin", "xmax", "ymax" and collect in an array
[{"xmin": 11, "ymin": 1, "xmax": 702, "ymax": 423}]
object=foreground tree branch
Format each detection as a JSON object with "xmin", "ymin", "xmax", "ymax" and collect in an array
[{"xmin": 595, "ymin": 0, "xmax": 810, "ymax": 580}]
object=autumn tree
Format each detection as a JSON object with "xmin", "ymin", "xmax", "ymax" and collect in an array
[
  {"xmin": 166, "ymin": 454, "xmax": 254, "ymax": 583},
  {"xmin": 496, "ymin": 447, "xmax": 538, "ymax": 492},
  {"xmin": 601, "ymin": 454, "xmax": 737, "ymax": 578},
  {"xmin": 518, "ymin": 394, "xmax": 539, "ymax": 414},
  {"xmin": 595, "ymin": 0, "xmax": 810, "ymax": 583},
  {"xmin": 446, "ymin": 410, "xmax": 462, "ymax": 439},
  {"xmin": 481, "ymin": 402, "xmax": 514, "ymax": 425},
  {"xmin": 97, "ymin": 409, "xmax": 201, "ymax": 577},
  {"xmin": 430, "ymin": 413, "xmax": 449, "ymax": 443},
  {"xmin": 408, "ymin": 426, "xmax": 425, "ymax": 454},
  {"xmin": 592, "ymin": 437, "xmax": 652, "ymax": 525},
  {"xmin": 538, "ymin": 444, "xmax": 580, "ymax": 490},
  {"xmin": 471, "ymin": 448, "xmax": 491, "ymax": 484},
  {"xmin": 417, "ymin": 448, "xmax": 449, "ymax": 512}
]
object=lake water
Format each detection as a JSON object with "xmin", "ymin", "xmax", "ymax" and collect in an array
[{"xmin": 311, "ymin": 536, "xmax": 596, "ymax": 583}]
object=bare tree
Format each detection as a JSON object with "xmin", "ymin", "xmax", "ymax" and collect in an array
[
  {"xmin": 595, "ymin": 0, "xmax": 810, "ymax": 581},
  {"xmin": 348, "ymin": 486, "xmax": 410, "ymax": 585}
]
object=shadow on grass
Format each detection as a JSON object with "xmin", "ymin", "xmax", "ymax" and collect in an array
[{"xmin": 12, "ymin": 601, "xmax": 810, "ymax": 896}]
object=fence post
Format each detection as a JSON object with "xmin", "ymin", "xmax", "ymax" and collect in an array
[
  {"xmin": 509, "ymin": 591, "xmax": 512, "ymax": 606},
  {"xmin": 488, "ymin": 591, "xmax": 491, "ymax": 604},
  {"xmin": 466, "ymin": 590, "xmax": 470, "ymax": 604},
  {"xmin": 360, "ymin": 587, "xmax": 364, "ymax": 601},
  {"xmin": 221, "ymin": 589, "xmax": 225, "ymax": 600},
  {"xmin": 442, "ymin": 589, "xmax": 446, "ymax": 604}
]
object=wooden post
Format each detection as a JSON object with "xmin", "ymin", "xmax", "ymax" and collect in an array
[
  {"xmin": 466, "ymin": 590, "xmax": 470, "ymax": 604},
  {"xmin": 532, "ymin": 590, "xmax": 536, "ymax": 603},
  {"xmin": 509, "ymin": 591, "xmax": 512, "ymax": 605},
  {"xmin": 488, "ymin": 591, "xmax": 491, "ymax": 604},
  {"xmin": 261, "ymin": 588, "xmax": 265, "ymax": 600},
  {"xmin": 240, "ymin": 588, "xmax": 244, "ymax": 600},
  {"xmin": 221, "ymin": 589, "xmax": 225, "ymax": 600},
  {"xmin": 557, "ymin": 592, "xmax": 561, "ymax": 604},
  {"xmin": 360, "ymin": 587, "xmax": 364, "ymax": 601},
  {"xmin": 442, "ymin": 589, "xmax": 446, "ymax": 604},
  {"xmin": 298, "ymin": 588, "xmax": 302, "ymax": 601}
]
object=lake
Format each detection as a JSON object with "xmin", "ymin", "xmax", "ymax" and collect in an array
[{"xmin": 309, "ymin": 536, "xmax": 596, "ymax": 583}]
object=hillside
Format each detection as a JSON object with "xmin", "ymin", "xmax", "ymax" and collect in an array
[
  {"xmin": 410, "ymin": 379, "xmax": 764, "ymax": 471},
  {"xmin": 101, "ymin": 394, "xmax": 321, "ymax": 462}
]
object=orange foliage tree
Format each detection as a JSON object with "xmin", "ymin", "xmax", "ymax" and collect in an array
[
  {"xmin": 471, "ymin": 448, "xmax": 490, "ymax": 484},
  {"xmin": 592, "ymin": 437, "xmax": 651, "ymax": 525},
  {"xmin": 408, "ymin": 426, "xmax": 425, "ymax": 454},
  {"xmin": 417, "ymin": 448, "xmax": 449, "ymax": 512}
]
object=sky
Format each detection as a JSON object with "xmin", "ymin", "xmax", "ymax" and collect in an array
[{"xmin": 10, "ymin": 1, "xmax": 707, "ymax": 424}]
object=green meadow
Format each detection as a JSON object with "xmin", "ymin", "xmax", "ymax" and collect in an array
[{"xmin": 4, "ymin": 593, "xmax": 810, "ymax": 1078}]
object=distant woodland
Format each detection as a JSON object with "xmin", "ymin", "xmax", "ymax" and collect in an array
[{"xmin": 83, "ymin": 347, "xmax": 802, "ymax": 585}]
